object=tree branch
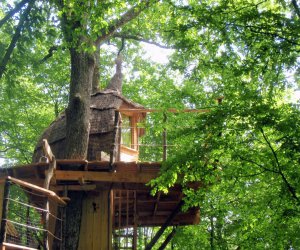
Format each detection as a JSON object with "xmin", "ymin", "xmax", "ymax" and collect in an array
[
  {"xmin": 292, "ymin": 0, "xmax": 300, "ymax": 19},
  {"xmin": 238, "ymin": 155, "xmax": 279, "ymax": 174},
  {"xmin": 39, "ymin": 45, "xmax": 60, "ymax": 62},
  {"xmin": 233, "ymin": 23, "xmax": 300, "ymax": 46},
  {"xmin": 113, "ymin": 33, "xmax": 174, "ymax": 49},
  {"xmin": 237, "ymin": 169, "xmax": 267, "ymax": 178},
  {"xmin": 260, "ymin": 128, "xmax": 281, "ymax": 170},
  {"xmin": 260, "ymin": 128, "xmax": 300, "ymax": 206},
  {"xmin": 0, "ymin": 147, "xmax": 15, "ymax": 153},
  {"xmin": 0, "ymin": 0, "xmax": 34, "ymax": 78},
  {"xmin": 95, "ymin": 0, "xmax": 158, "ymax": 46},
  {"xmin": 0, "ymin": 0, "xmax": 29, "ymax": 29}
]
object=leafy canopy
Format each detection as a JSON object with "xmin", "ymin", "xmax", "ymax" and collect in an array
[{"xmin": 1, "ymin": 0, "xmax": 300, "ymax": 249}]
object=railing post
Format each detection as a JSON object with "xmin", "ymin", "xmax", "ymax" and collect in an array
[
  {"xmin": 0, "ymin": 179, "xmax": 11, "ymax": 245},
  {"xmin": 110, "ymin": 110, "xmax": 120, "ymax": 170},
  {"xmin": 162, "ymin": 113, "xmax": 167, "ymax": 161},
  {"xmin": 45, "ymin": 200, "xmax": 50, "ymax": 250}
]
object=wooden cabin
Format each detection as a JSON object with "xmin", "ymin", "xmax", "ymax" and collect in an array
[{"xmin": 33, "ymin": 89, "xmax": 146, "ymax": 163}]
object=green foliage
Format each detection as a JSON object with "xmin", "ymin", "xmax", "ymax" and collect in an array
[{"xmin": 1, "ymin": 0, "xmax": 300, "ymax": 249}]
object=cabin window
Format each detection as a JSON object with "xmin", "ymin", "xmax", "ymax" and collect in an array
[{"xmin": 121, "ymin": 115, "xmax": 132, "ymax": 148}]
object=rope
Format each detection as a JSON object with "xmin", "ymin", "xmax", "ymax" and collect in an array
[{"xmin": 6, "ymin": 198, "xmax": 48, "ymax": 213}]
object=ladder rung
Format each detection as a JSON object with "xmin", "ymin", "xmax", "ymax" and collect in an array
[{"xmin": 114, "ymin": 234, "xmax": 134, "ymax": 237}]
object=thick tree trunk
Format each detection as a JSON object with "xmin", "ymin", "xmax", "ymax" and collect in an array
[
  {"xmin": 63, "ymin": 48, "xmax": 94, "ymax": 249},
  {"xmin": 65, "ymin": 48, "xmax": 95, "ymax": 159},
  {"xmin": 64, "ymin": 192, "xmax": 85, "ymax": 250}
]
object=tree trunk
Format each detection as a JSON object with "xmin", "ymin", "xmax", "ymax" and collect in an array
[
  {"xmin": 210, "ymin": 215, "xmax": 215, "ymax": 250},
  {"xmin": 65, "ymin": 48, "xmax": 95, "ymax": 159},
  {"xmin": 92, "ymin": 46, "xmax": 101, "ymax": 93},
  {"xmin": 64, "ymin": 192, "xmax": 85, "ymax": 250},
  {"xmin": 63, "ymin": 48, "xmax": 94, "ymax": 249}
]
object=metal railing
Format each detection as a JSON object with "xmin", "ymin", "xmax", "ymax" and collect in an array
[{"xmin": 0, "ymin": 178, "xmax": 64, "ymax": 250}]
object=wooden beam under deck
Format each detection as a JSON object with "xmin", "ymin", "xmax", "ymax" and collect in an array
[
  {"xmin": 2, "ymin": 160, "xmax": 201, "ymax": 231},
  {"xmin": 55, "ymin": 170, "xmax": 158, "ymax": 184}
]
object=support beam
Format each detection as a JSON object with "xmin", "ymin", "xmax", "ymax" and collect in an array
[
  {"xmin": 55, "ymin": 170, "xmax": 158, "ymax": 184},
  {"xmin": 133, "ymin": 191, "xmax": 137, "ymax": 250},
  {"xmin": 42, "ymin": 139, "xmax": 56, "ymax": 190},
  {"xmin": 53, "ymin": 184, "xmax": 96, "ymax": 191},
  {"xmin": 158, "ymin": 227, "xmax": 177, "ymax": 250},
  {"xmin": 42, "ymin": 139, "xmax": 54, "ymax": 162},
  {"xmin": 152, "ymin": 192, "xmax": 161, "ymax": 216},
  {"xmin": 145, "ymin": 200, "xmax": 183, "ymax": 250},
  {"xmin": 6, "ymin": 177, "xmax": 66, "ymax": 206},
  {"xmin": 162, "ymin": 113, "xmax": 167, "ymax": 161}
]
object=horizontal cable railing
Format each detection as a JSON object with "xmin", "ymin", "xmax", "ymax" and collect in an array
[{"xmin": 0, "ymin": 179, "xmax": 64, "ymax": 250}]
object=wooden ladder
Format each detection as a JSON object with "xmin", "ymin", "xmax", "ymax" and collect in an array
[{"xmin": 113, "ymin": 190, "xmax": 137, "ymax": 250}]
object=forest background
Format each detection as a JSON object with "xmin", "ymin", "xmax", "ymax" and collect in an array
[{"xmin": 1, "ymin": 0, "xmax": 300, "ymax": 249}]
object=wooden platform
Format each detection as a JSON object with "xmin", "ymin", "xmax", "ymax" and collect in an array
[{"xmin": 0, "ymin": 160, "xmax": 200, "ymax": 228}]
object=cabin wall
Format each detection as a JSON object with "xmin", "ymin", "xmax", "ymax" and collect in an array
[
  {"xmin": 88, "ymin": 133, "xmax": 115, "ymax": 161},
  {"xmin": 33, "ymin": 132, "xmax": 117, "ymax": 162},
  {"xmin": 32, "ymin": 109, "xmax": 118, "ymax": 162}
]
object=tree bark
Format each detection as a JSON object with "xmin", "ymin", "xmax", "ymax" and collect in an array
[
  {"xmin": 63, "ymin": 48, "xmax": 94, "ymax": 249},
  {"xmin": 65, "ymin": 48, "xmax": 95, "ymax": 159},
  {"xmin": 64, "ymin": 192, "xmax": 85, "ymax": 250},
  {"xmin": 0, "ymin": 0, "xmax": 30, "ymax": 29},
  {"xmin": 92, "ymin": 46, "xmax": 101, "ymax": 93}
]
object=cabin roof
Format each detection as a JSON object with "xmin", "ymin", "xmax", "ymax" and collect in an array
[
  {"xmin": 33, "ymin": 91, "xmax": 146, "ymax": 159},
  {"xmin": 91, "ymin": 90, "xmax": 144, "ymax": 110}
]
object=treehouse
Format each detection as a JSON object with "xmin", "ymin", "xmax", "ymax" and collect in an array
[{"xmin": 0, "ymin": 58, "xmax": 200, "ymax": 250}]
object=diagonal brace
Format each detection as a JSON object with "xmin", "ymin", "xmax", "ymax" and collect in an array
[{"xmin": 145, "ymin": 200, "xmax": 183, "ymax": 250}]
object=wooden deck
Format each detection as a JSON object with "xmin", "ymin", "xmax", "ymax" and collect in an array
[{"xmin": 0, "ymin": 160, "xmax": 200, "ymax": 228}]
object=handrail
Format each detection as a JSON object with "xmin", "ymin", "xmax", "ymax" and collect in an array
[{"xmin": 6, "ymin": 176, "xmax": 66, "ymax": 206}]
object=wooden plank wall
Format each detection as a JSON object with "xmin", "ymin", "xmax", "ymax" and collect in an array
[{"xmin": 78, "ymin": 190, "xmax": 112, "ymax": 250}]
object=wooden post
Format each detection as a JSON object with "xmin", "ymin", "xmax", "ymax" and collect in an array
[
  {"xmin": 26, "ymin": 206, "xmax": 30, "ymax": 247},
  {"xmin": 110, "ymin": 111, "xmax": 120, "ymax": 170},
  {"xmin": 118, "ymin": 190, "xmax": 122, "ymax": 249},
  {"xmin": 126, "ymin": 191, "xmax": 129, "ymax": 248},
  {"xmin": 145, "ymin": 200, "xmax": 183, "ymax": 250},
  {"xmin": 117, "ymin": 113, "xmax": 122, "ymax": 161},
  {"xmin": 42, "ymin": 139, "xmax": 56, "ymax": 190},
  {"xmin": 42, "ymin": 139, "xmax": 56, "ymax": 250},
  {"xmin": 133, "ymin": 191, "xmax": 137, "ymax": 250},
  {"xmin": 108, "ymin": 189, "xmax": 113, "ymax": 250},
  {"xmin": 45, "ymin": 201, "xmax": 50, "ymax": 250},
  {"xmin": 153, "ymin": 192, "xmax": 161, "ymax": 217},
  {"xmin": 0, "ymin": 180, "xmax": 10, "ymax": 246},
  {"xmin": 157, "ymin": 227, "xmax": 177, "ymax": 250},
  {"xmin": 162, "ymin": 113, "xmax": 167, "ymax": 161}
]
